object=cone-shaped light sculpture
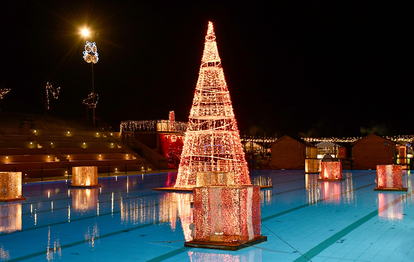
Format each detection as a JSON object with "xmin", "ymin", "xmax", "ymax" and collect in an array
[{"xmin": 175, "ymin": 22, "xmax": 251, "ymax": 188}]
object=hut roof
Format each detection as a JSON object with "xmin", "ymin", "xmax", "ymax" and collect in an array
[
  {"xmin": 351, "ymin": 133, "xmax": 396, "ymax": 146},
  {"xmin": 269, "ymin": 135, "xmax": 315, "ymax": 148}
]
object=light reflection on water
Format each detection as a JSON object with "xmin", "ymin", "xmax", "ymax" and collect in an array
[
  {"xmin": 1, "ymin": 171, "xmax": 413, "ymax": 261},
  {"xmin": 188, "ymin": 248, "xmax": 262, "ymax": 261},
  {"xmin": 0, "ymin": 246, "xmax": 10, "ymax": 261},
  {"xmin": 71, "ymin": 189, "xmax": 98, "ymax": 213},
  {"xmin": 46, "ymin": 226, "xmax": 61, "ymax": 261},
  {"xmin": 305, "ymin": 172, "xmax": 355, "ymax": 205},
  {"xmin": 0, "ymin": 203, "xmax": 22, "ymax": 233},
  {"xmin": 378, "ymin": 193, "xmax": 404, "ymax": 221},
  {"xmin": 120, "ymin": 192, "xmax": 193, "ymax": 240}
]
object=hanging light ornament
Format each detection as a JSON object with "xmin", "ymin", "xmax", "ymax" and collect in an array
[
  {"xmin": 0, "ymin": 88, "xmax": 11, "ymax": 100},
  {"xmin": 82, "ymin": 92, "xmax": 99, "ymax": 108},
  {"xmin": 45, "ymin": 82, "xmax": 60, "ymax": 110},
  {"xmin": 83, "ymin": 41, "xmax": 99, "ymax": 64},
  {"xmin": 175, "ymin": 21, "xmax": 251, "ymax": 188}
]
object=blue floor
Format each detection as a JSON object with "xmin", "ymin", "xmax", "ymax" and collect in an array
[{"xmin": 1, "ymin": 170, "xmax": 414, "ymax": 261}]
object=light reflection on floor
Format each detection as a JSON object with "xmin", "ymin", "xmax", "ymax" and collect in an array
[{"xmin": 0, "ymin": 170, "xmax": 413, "ymax": 261}]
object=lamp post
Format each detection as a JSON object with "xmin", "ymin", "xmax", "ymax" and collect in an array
[{"xmin": 82, "ymin": 33, "xmax": 99, "ymax": 126}]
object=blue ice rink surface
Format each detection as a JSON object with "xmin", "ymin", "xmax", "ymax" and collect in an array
[{"xmin": 0, "ymin": 170, "xmax": 413, "ymax": 261}]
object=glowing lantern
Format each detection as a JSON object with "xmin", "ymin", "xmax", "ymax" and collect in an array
[
  {"xmin": 375, "ymin": 165, "xmax": 406, "ymax": 191},
  {"xmin": 0, "ymin": 172, "xmax": 25, "ymax": 202},
  {"xmin": 71, "ymin": 166, "xmax": 101, "ymax": 188},
  {"xmin": 175, "ymin": 21, "xmax": 250, "ymax": 189},
  {"xmin": 0, "ymin": 203, "xmax": 22, "ymax": 233},
  {"xmin": 319, "ymin": 161, "xmax": 342, "ymax": 181}
]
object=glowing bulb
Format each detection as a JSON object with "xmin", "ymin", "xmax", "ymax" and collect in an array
[{"xmin": 81, "ymin": 28, "xmax": 90, "ymax": 37}]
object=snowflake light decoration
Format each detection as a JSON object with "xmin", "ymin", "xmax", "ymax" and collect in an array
[{"xmin": 83, "ymin": 41, "xmax": 99, "ymax": 64}]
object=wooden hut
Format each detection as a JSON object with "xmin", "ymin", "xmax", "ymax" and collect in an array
[
  {"xmin": 352, "ymin": 134, "xmax": 396, "ymax": 170},
  {"xmin": 270, "ymin": 135, "xmax": 315, "ymax": 170}
]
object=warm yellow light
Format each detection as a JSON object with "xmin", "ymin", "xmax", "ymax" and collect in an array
[{"xmin": 81, "ymin": 28, "xmax": 90, "ymax": 37}]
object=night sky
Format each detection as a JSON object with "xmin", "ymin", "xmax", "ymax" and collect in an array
[{"xmin": 0, "ymin": 1, "xmax": 411, "ymax": 137}]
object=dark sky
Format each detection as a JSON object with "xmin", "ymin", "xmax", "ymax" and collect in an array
[{"xmin": 0, "ymin": 1, "xmax": 411, "ymax": 137}]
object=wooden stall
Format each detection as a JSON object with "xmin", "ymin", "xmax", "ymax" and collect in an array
[
  {"xmin": 270, "ymin": 135, "xmax": 315, "ymax": 170},
  {"xmin": 352, "ymin": 134, "xmax": 396, "ymax": 170}
]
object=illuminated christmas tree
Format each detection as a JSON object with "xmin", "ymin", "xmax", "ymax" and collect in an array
[{"xmin": 175, "ymin": 21, "xmax": 251, "ymax": 188}]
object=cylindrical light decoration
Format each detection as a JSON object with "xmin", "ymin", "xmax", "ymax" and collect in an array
[
  {"xmin": 186, "ymin": 185, "xmax": 266, "ymax": 249},
  {"xmin": 319, "ymin": 161, "xmax": 343, "ymax": 181},
  {"xmin": 0, "ymin": 172, "xmax": 25, "ymax": 202},
  {"xmin": 71, "ymin": 166, "xmax": 101, "ymax": 188},
  {"xmin": 175, "ymin": 21, "xmax": 251, "ymax": 189},
  {"xmin": 375, "ymin": 165, "xmax": 407, "ymax": 191}
]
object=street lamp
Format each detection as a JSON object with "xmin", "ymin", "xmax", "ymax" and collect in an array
[{"xmin": 83, "ymin": 37, "xmax": 99, "ymax": 126}]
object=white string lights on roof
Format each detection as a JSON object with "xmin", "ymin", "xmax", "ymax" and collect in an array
[
  {"xmin": 119, "ymin": 120, "xmax": 187, "ymax": 133},
  {"xmin": 174, "ymin": 21, "xmax": 251, "ymax": 188},
  {"xmin": 45, "ymin": 82, "xmax": 60, "ymax": 110},
  {"xmin": 303, "ymin": 135, "xmax": 414, "ymax": 145},
  {"xmin": 0, "ymin": 88, "xmax": 11, "ymax": 100},
  {"xmin": 82, "ymin": 92, "xmax": 99, "ymax": 108}
]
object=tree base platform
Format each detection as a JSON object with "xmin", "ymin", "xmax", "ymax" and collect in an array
[
  {"xmin": 153, "ymin": 185, "xmax": 272, "ymax": 192},
  {"xmin": 184, "ymin": 236, "xmax": 267, "ymax": 251},
  {"xmin": 374, "ymin": 187, "xmax": 407, "ymax": 192},
  {"xmin": 0, "ymin": 197, "xmax": 26, "ymax": 202}
]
